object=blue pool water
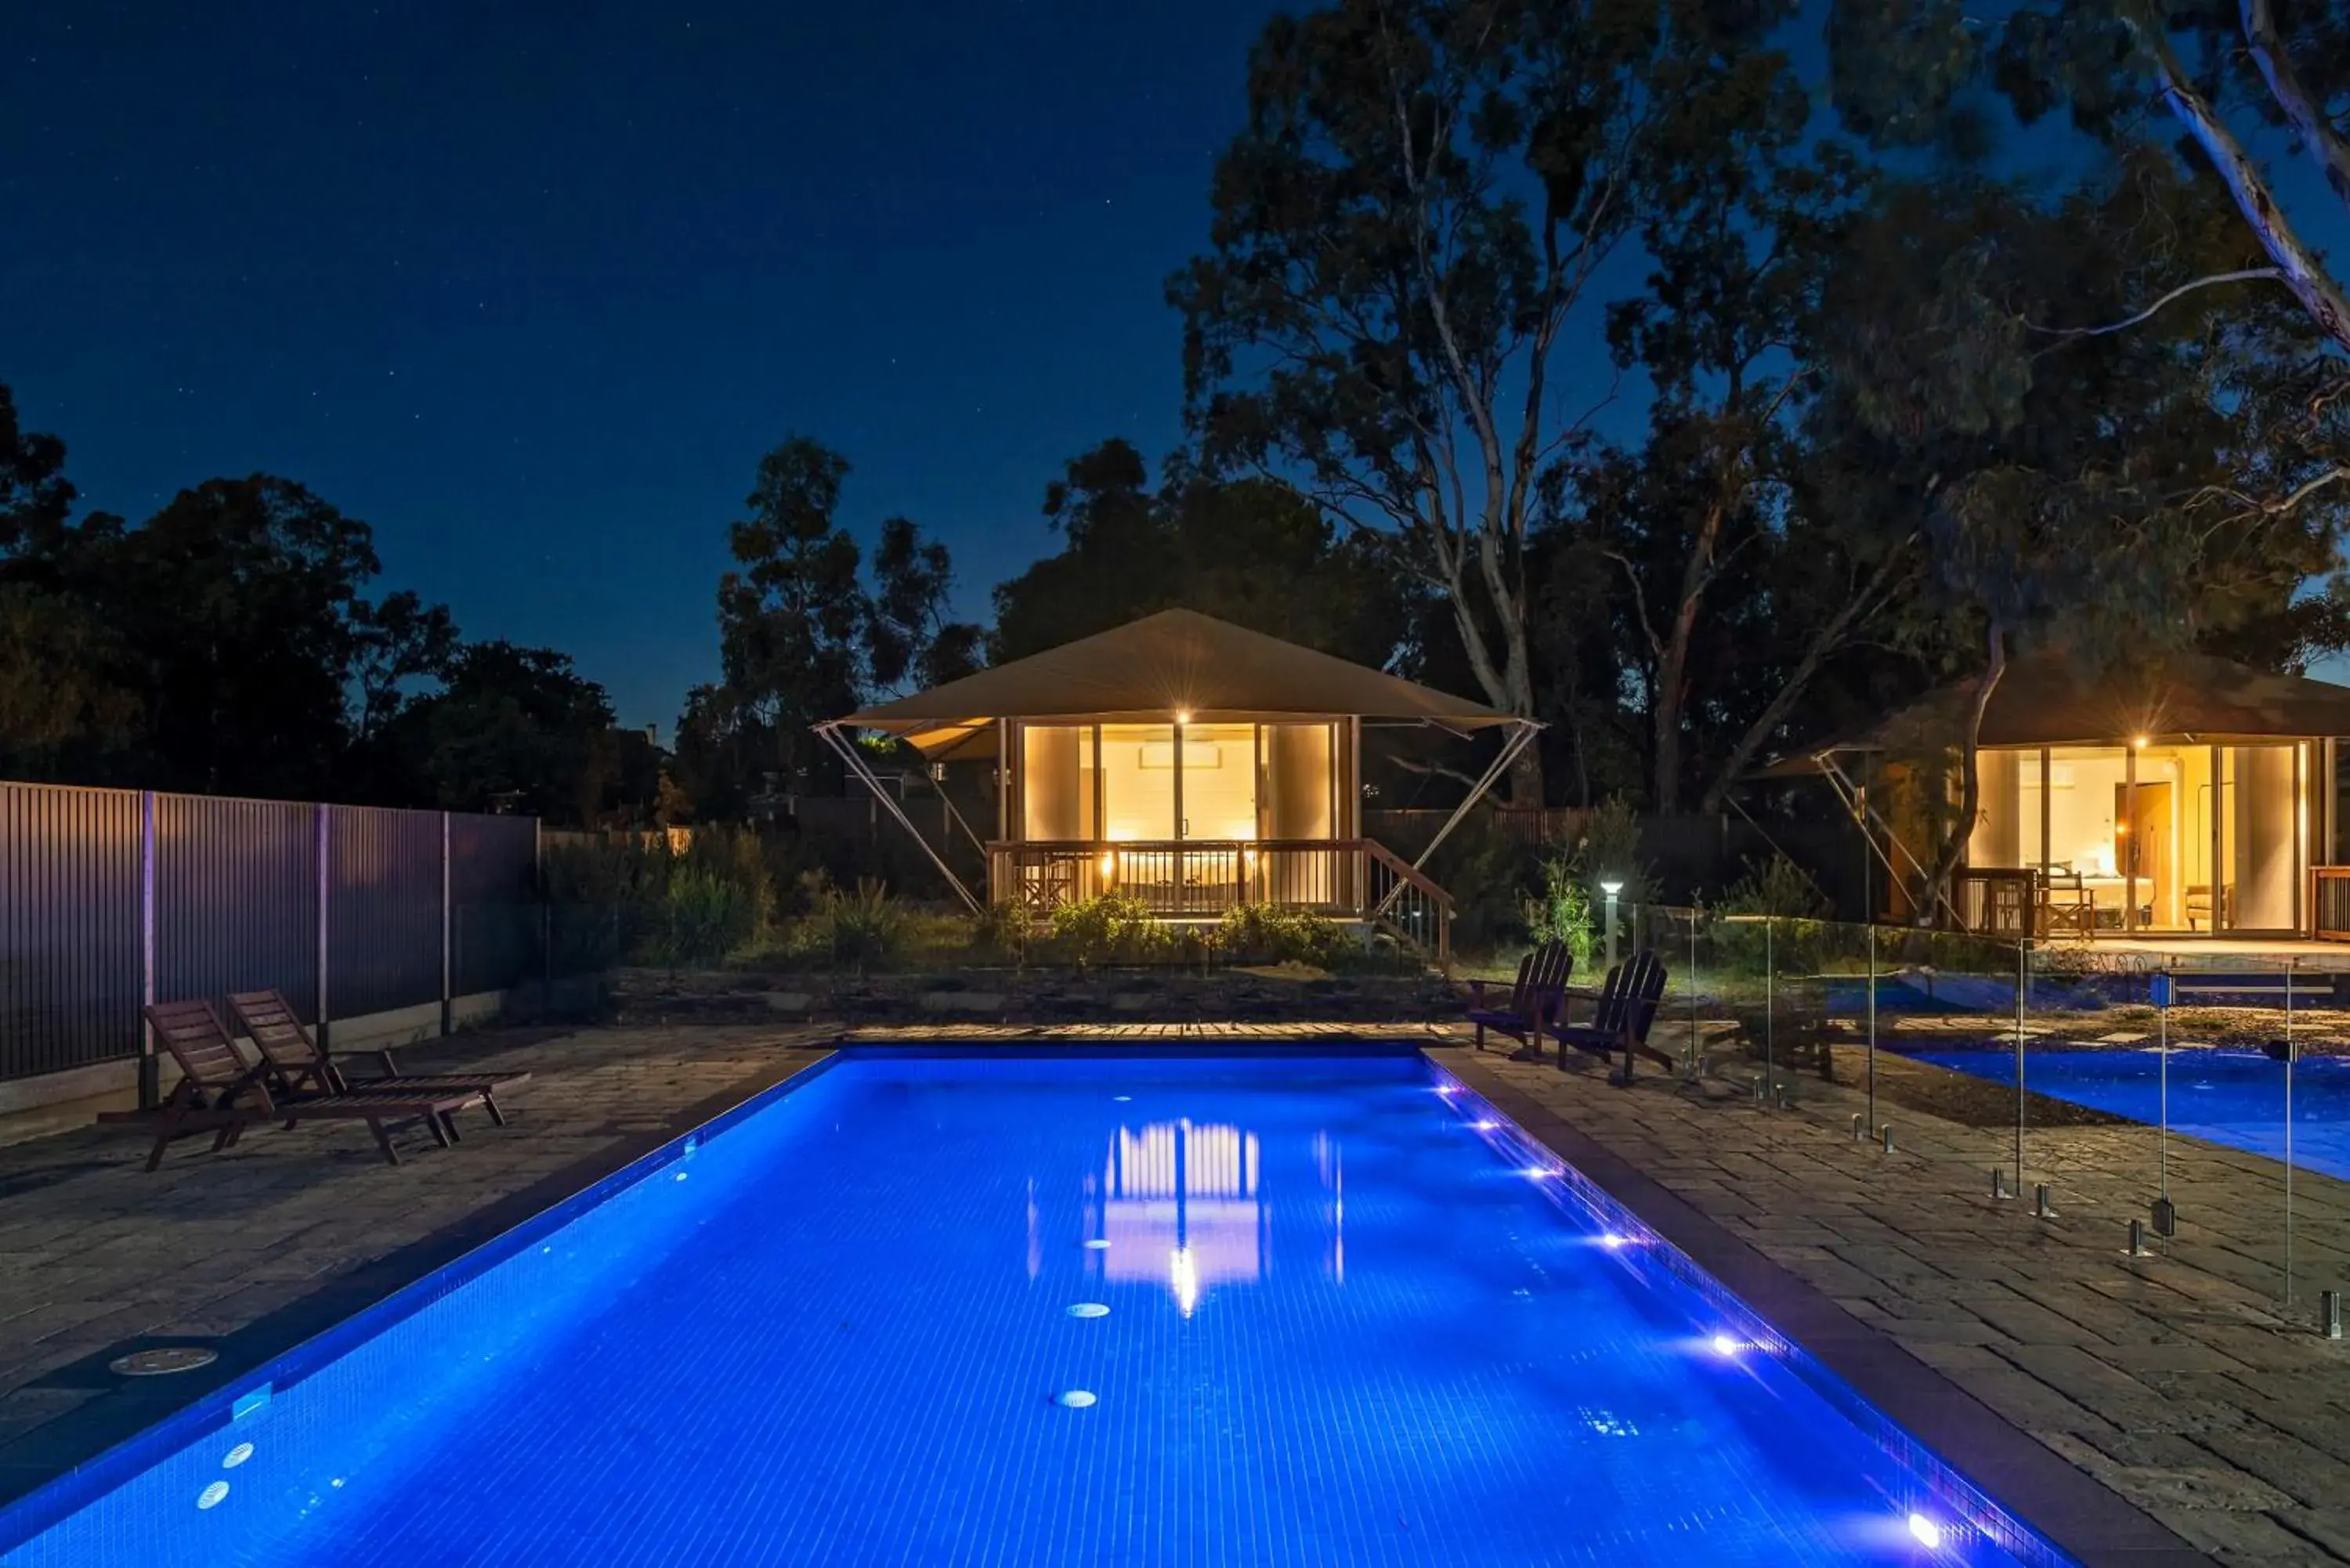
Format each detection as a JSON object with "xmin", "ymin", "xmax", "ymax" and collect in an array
[
  {"xmin": 2, "ymin": 1052, "xmax": 2056, "ymax": 1566},
  {"xmin": 1917, "ymin": 1047, "xmax": 2350, "ymax": 1183}
]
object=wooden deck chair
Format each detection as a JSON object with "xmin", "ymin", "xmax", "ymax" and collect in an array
[
  {"xmin": 1466, "ymin": 940, "xmax": 1571, "ymax": 1057},
  {"xmin": 229, "ymin": 989, "xmax": 529, "ymax": 1134},
  {"xmin": 123, "ymin": 1000, "xmax": 477, "ymax": 1169},
  {"xmin": 1554, "ymin": 952, "xmax": 1670, "ymax": 1078}
]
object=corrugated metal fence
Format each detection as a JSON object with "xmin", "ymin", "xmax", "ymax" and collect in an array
[{"xmin": 0, "ymin": 782, "xmax": 547, "ymax": 1092}]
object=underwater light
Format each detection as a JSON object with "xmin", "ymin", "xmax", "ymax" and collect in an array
[
  {"xmin": 1471, "ymin": 1119, "xmax": 1498, "ymax": 1130},
  {"xmin": 1083, "ymin": 1238, "xmax": 1112, "ymax": 1250},
  {"xmin": 1710, "ymin": 1334, "xmax": 1740, "ymax": 1357},
  {"xmin": 1521, "ymin": 1166, "xmax": 1552, "ymax": 1180},
  {"xmin": 1907, "ymin": 1513, "xmax": 1943, "ymax": 1549},
  {"xmin": 196, "ymin": 1483, "xmax": 229, "ymax": 1511},
  {"xmin": 222, "ymin": 1443, "xmax": 253, "ymax": 1469},
  {"xmin": 1598, "ymin": 1234, "xmax": 1629, "ymax": 1249},
  {"xmin": 1068, "ymin": 1302, "xmax": 1110, "ymax": 1319},
  {"xmin": 1057, "ymin": 1389, "xmax": 1097, "ymax": 1409}
]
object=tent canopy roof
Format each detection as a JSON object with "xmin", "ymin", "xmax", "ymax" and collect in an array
[
  {"xmin": 1761, "ymin": 648, "xmax": 2350, "ymax": 775},
  {"xmin": 834, "ymin": 609, "xmax": 1517, "ymax": 755}
]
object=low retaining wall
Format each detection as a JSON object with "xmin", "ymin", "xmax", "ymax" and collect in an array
[{"xmin": 0, "ymin": 979, "xmax": 604, "ymax": 1142}]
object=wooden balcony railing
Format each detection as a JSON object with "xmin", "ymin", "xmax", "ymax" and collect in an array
[
  {"xmin": 2313, "ymin": 866, "xmax": 2350, "ymax": 941},
  {"xmin": 985, "ymin": 838, "xmax": 1452, "ymax": 961}
]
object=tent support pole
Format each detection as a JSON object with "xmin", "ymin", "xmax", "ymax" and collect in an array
[
  {"xmin": 815, "ymin": 722, "xmax": 985, "ymax": 914},
  {"xmin": 1370, "ymin": 718, "xmax": 1542, "ymax": 920},
  {"xmin": 1405, "ymin": 718, "xmax": 1542, "ymax": 874},
  {"xmin": 1819, "ymin": 754, "xmax": 1960, "ymax": 928}
]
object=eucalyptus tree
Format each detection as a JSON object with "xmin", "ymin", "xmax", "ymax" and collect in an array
[{"xmin": 1172, "ymin": 0, "xmax": 1799, "ymax": 803}]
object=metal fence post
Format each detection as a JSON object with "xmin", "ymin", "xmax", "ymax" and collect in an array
[
  {"xmin": 138, "ymin": 791, "xmax": 157, "ymax": 1110},
  {"xmin": 439, "ymin": 811, "xmax": 453, "ymax": 1038},
  {"xmin": 316, "ymin": 804, "xmax": 331, "ymax": 1050}
]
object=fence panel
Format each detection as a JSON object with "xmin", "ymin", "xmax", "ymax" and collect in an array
[
  {"xmin": 155, "ymin": 793, "xmax": 318, "ymax": 1030},
  {"xmin": 0, "ymin": 784, "xmax": 143, "ymax": 1080},
  {"xmin": 451, "ymin": 814, "xmax": 541, "ymax": 995},
  {"xmin": 327, "ymin": 806, "xmax": 445, "ymax": 1018}
]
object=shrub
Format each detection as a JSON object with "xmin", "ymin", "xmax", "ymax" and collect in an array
[
  {"xmin": 1577, "ymin": 795, "xmax": 1658, "ymax": 906},
  {"xmin": 650, "ymin": 865, "xmax": 761, "ymax": 970},
  {"xmin": 972, "ymin": 898, "xmax": 1034, "ymax": 963},
  {"xmin": 1046, "ymin": 892, "xmax": 1167, "ymax": 967},
  {"xmin": 1218, "ymin": 902, "xmax": 1351, "ymax": 968},
  {"xmin": 1523, "ymin": 854, "xmax": 1596, "ymax": 970},
  {"xmin": 809, "ymin": 879, "xmax": 907, "ymax": 975},
  {"xmin": 1717, "ymin": 852, "xmax": 1831, "ymax": 920}
]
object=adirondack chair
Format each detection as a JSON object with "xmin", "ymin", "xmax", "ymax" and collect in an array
[
  {"xmin": 1465, "ymin": 941, "xmax": 1571, "ymax": 1057},
  {"xmin": 1555, "ymin": 952, "xmax": 1669, "ymax": 1078}
]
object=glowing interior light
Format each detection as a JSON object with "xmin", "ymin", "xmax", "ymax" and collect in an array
[
  {"xmin": 1068, "ymin": 1302, "xmax": 1110, "ymax": 1319},
  {"xmin": 1711, "ymin": 1334, "xmax": 1741, "ymax": 1356},
  {"xmin": 1057, "ymin": 1389, "xmax": 1097, "ymax": 1409},
  {"xmin": 1100, "ymin": 851, "xmax": 1115, "ymax": 877},
  {"xmin": 1171, "ymin": 1245, "xmax": 1200, "ymax": 1317},
  {"xmin": 1174, "ymin": 710, "xmax": 1192, "ymax": 725},
  {"xmin": 197, "ymin": 1482, "xmax": 230, "ymax": 1511},
  {"xmin": 222, "ymin": 1443, "xmax": 254, "ymax": 1469},
  {"xmin": 1907, "ymin": 1513, "xmax": 1943, "ymax": 1549}
]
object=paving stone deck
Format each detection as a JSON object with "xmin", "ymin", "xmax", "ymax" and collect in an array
[
  {"xmin": 1447, "ymin": 1039, "xmax": 2350, "ymax": 1566},
  {"xmin": 4, "ymin": 1016, "xmax": 2345, "ymax": 1563}
]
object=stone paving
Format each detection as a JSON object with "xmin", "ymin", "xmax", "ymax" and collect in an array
[
  {"xmin": 7, "ymin": 1014, "xmax": 2350, "ymax": 1563},
  {"xmin": 0, "ymin": 1022, "xmax": 831, "ymax": 1504},
  {"xmin": 1453, "ymin": 1039, "xmax": 2350, "ymax": 1566}
]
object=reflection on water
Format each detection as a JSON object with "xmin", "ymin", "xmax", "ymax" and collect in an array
[{"xmin": 1094, "ymin": 1120, "xmax": 1264, "ymax": 1314}]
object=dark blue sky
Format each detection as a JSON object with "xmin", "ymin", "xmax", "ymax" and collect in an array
[
  {"xmin": 2, "ymin": 1, "xmax": 1292, "ymax": 731},
  {"xmin": 9, "ymin": 3, "xmax": 2348, "ymax": 732}
]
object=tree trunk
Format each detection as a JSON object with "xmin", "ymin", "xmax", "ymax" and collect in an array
[
  {"xmin": 1914, "ymin": 625, "xmax": 2008, "ymax": 928},
  {"xmin": 1650, "ymin": 500, "xmax": 1727, "ymax": 817},
  {"xmin": 1698, "ymin": 544, "xmax": 1911, "ymax": 815}
]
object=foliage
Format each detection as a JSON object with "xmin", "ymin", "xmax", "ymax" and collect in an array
[
  {"xmin": 1422, "ymin": 815, "xmax": 1536, "ymax": 956},
  {"xmin": 1716, "ymin": 852, "xmax": 1831, "ymax": 920},
  {"xmin": 989, "ymin": 442, "xmax": 1407, "ymax": 668},
  {"xmin": 1574, "ymin": 797, "xmax": 1658, "ymax": 907},
  {"xmin": 971, "ymin": 898, "xmax": 1035, "ymax": 963},
  {"xmin": 1173, "ymin": 0, "xmax": 1803, "ymax": 804},
  {"xmin": 869, "ymin": 515, "xmax": 985, "ymax": 693},
  {"xmin": 649, "ymin": 866, "xmax": 762, "ymax": 970},
  {"xmin": 801, "ymin": 878, "xmax": 908, "ymax": 975},
  {"xmin": 1217, "ymin": 902, "xmax": 1351, "ymax": 968},
  {"xmin": 382, "ymin": 641, "xmax": 625, "ymax": 824},
  {"xmin": 1044, "ymin": 892, "xmax": 1172, "ymax": 968},
  {"xmin": 1522, "ymin": 854, "xmax": 1596, "ymax": 971}
]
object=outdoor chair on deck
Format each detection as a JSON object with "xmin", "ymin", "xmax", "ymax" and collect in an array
[
  {"xmin": 2038, "ymin": 868, "xmax": 2094, "ymax": 939},
  {"xmin": 228, "ymin": 988, "xmax": 529, "ymax": 1136},
  {"xmin": 110, "ymin": 1000, "xmax": 479, "ymax": 1169},
  {"xmin": 1465, "ymin": 940, "xmax": 1571, "ymax": 1058},
  {"xmin": 1554, "ymin": 952, "xmax": 1670, "ymax": 1079}
]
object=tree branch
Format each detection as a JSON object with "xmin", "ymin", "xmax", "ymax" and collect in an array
[
  {"xmin": 2029, "ymin": 267, "xmax": 2284, "ymax": 342},
  {"xmin": 2241, "ymin": 0, "xmax": 2350, "ymax": 218}
]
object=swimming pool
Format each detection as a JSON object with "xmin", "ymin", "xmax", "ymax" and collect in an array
[
  {"xmin": 1916, "ymin": 1046, "xmax": 2350, "ymax": 1183},
  {"xmin": 2, "ymin": 1050, "xmax": 2060, "ymax": 1566}
]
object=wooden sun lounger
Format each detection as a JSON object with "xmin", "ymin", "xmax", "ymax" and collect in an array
[
  {"xmin": 1466, "ymin": 940, "xmax": 1571, "ymax": 1057},
  {"xmin": 1555, "ymin": 951, "xmax": 1670, "ymax": 1078},
  {"xmin": 228, "ymin": 988, "xmax": 528, "ymax": 1135},
  {"xmin": 116, "ymin": 1000, "xmax": 479, "ymax": 1169}
]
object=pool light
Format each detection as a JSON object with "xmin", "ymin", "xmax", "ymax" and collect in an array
[
  {"xmin": 1057, "ymin": 1389, "xmax": 1097, "ymax": 1409},
  {"xmin": 222, "ymin": 1443, "xmax": 254, "ymax": 1469},
  {"xmin": 1068, "ymin": 1302, "xmax": 1110, "ymax": 1319},
  {"xmin": 1521, "ymin": 1166, "xmax": 1553, "ymax": 1180},
  {"xmin": 1710, "ymin": 1333, "xmax": 1741, "ymax": 1357},
  {"xmin": 1471, "ymin": 1119, "xmax": 1497, "ymax": 1131},
  {"xmin": 1083, "ymin": 1238, "xmax": 1111, "ymax": 1250},
  {"xmin": 1597, "ymin": 1233, "xmax": 1629, "ymax": 1249},
  {"xmin": 196, "ymin": 1482, "xmax": 229, "ymax": 1511},
  {"xmin": 1907, "ymin": 1513, "xmax": 1943, "ymax": 1549}
]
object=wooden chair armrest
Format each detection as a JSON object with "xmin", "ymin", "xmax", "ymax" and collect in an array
[
  {"xmin": 373, "ymin": 1048, "xmax": 401, "ymax": 1076},
  {"xmin": 1466, "ymin": 979, "xmax": 1488, "ymax": 1006}
]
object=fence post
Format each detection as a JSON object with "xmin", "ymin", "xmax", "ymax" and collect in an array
[
  {"xmin": 537, "ymin": 818, "xmax": 550, "ymax": 1010},
  {"xmin": 315, "ymin": 804, "xmax": 331, "ymax": 1051},
  {"xmin": 439, "ymin": 812, "xmax": 453, "ymax": 1038},
  {"xmin": 138, "ymin": 791, "xmax": 157, "ymax": 1110}
]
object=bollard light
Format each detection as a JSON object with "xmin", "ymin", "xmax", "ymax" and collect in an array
[
  {"xmin": 1600, "ymin": 880, "xmax": 1623, "ymax": 970},
  {"xmin": 2323, "ymin": 1290, "xmax": 2342, "ymax": 1341}
]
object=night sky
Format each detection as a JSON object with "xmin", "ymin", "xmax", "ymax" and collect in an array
[
  {"xmin": 9, "ymin": 5, "xmax": 2349, "ymax": 732},
  {"xmin": 2, "ymin": 1, "xmax": 1291, "ymax": 732}
]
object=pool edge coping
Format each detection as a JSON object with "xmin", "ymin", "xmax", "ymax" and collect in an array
[
  {"xmin": 0, "ymin": 1042, "xmax": 841, "ymax": 1526},
  {"xmin": 1437, "ymin": 1049, "xmax": 2214, "ymax": 1568}
]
